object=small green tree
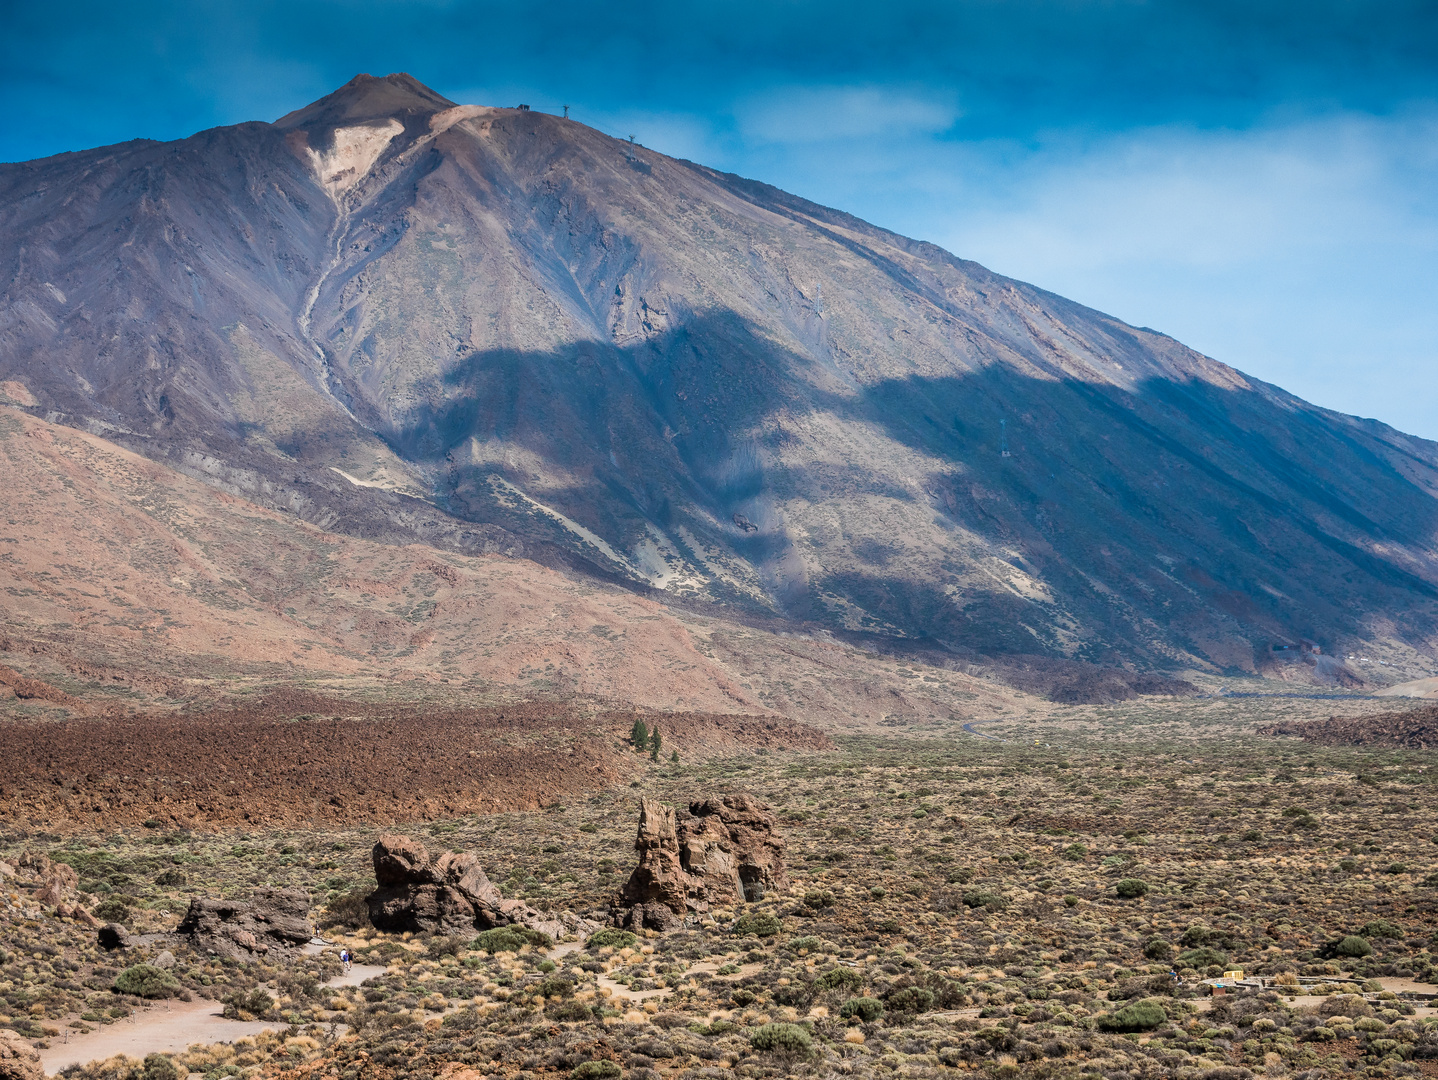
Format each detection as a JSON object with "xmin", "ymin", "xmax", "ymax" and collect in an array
[
  {"xmin": 631, "ymin": 718, "xmax": 649, "ymax": 751},
  {"xmin": 670, "ymin": 749, "xmax": 678, "ymax": 763},
  {"xmin": 649, "ymin": 725, "xmax": 662, "ymax": 761}
]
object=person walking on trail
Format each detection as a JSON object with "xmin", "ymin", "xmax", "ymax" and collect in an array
[{"xmin": 340, "ymin": 948, "xmax": 351, "ymax": 974}]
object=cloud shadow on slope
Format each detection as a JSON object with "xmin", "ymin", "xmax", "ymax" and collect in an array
[{"xmin": 370, "ymin": 310, "xmax": 1438, "ymax": 667}]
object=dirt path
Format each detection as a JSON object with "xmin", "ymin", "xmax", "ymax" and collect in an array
[{"xmin": 40, "ymin": 963, "xmax": 386, "ymax": 1075}]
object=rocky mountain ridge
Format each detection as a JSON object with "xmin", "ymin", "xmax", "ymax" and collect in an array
[{"xmin": 3, "ymin": 73, "xmax": 1437, "ymax": 675}]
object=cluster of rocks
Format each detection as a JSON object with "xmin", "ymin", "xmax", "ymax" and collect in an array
[
  {"xmin": 366, "ymin": 835, "xmax": 597, "ymax": 941},
  {"xmin": 3, "ymin": 851, "xmax": 96, "ymax": 925},
  {"xmin": 616, "ymin": 793, "xmax": 787, "ymax": 930},
  {"xmin": 174, "ymin": 887, "xmax": 314, "ymax": 959}
]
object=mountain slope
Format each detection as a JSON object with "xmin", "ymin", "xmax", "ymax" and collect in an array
[{"xmin": 2, "ymin": 73, "xmax": 1436, "ymax": 674}]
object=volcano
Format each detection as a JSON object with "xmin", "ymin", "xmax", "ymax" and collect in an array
[{"xmin": 3, "ymin": 73, "xmax": 1436, "ymax": 675}]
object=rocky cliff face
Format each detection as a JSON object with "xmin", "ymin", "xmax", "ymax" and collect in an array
[{"xmin": 3, "ymin": 73, "xmax": 1436, "ymax": 672}]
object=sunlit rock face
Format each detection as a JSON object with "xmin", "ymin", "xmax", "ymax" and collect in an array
[{"xmin": 2, "ymin": 72, "xmax": 1436, "ymax": 672}]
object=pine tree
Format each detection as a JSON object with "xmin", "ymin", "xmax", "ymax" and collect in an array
[
  {"xmin": 649, "ymin": 725, "xmax": 662, "ymax": 761},
  {"xmin": 631, "ymin": 717, "xmax": 649, "ymax": 752},
  {"xmin": 670, "ymin": 749, "xmax": 679, "ymax": 764}
]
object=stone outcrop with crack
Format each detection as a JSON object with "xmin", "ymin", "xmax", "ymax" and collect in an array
[
  {"xmin": 366, "ymin": 834, "xmax": 597, "ymax": 940},
  {"xmin": 176, "ymin": 887, "xmax": 314, "ymax": 959},
  {"xmin": 617, "ymin": 793, "xmax": 787, "ymax": 930}
]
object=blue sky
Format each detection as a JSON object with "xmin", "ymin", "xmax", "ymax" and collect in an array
[{"xmin": 5, "ymin": 0, "xmax": 1436, "ymax": 438}]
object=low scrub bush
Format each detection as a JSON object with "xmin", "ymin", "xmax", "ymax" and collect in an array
[
  {"xmin": 1177, "ymin": 947, "xmax": 1228, "ymax": 969},
  {"xmin": 1143, "ymin": 937, "xmax": 1173, "ymax": 960},
  {"xmin": 1334, "ymin": 935, "xmax": 1373, "ymax": 958},
  {"xmin": 570, "ymin": 1062, "xmax": 621, "ymax": 1080},
  {"xmin": 1116, "ymin": 878, "xmax": 1148, "ymax": 898},
  {"xmin": 113, "ymin": 964, "xmax": 179, "ymax": 999},
  {"xmin": 885, "ymin": 985, "xmax": 935, "ymax": 1014},
  {"xmin": 817, "ymin": 967, "xmax": 864, "ymax": 992},
  {"xmin": 475, "ymin": 926, "xmax": 552, "ymax": 952},
  {"xmin": 1097, "ymin": 999, "xmax": 1166, "ymax": 1032},
  {"xmin": 840, "ymin": 996, "xmax": 885, "ymax": 1022},
  {"xmin": 733, "ymin": 912, "xmax": 781, "ymax": 937},
  {"xmin": 586, "ymin": 928, "xmax": 636, "ymax": 950},
  {"xmin": 961, "ymin": 889, "xmax": 1008, "ymax": 912},
  {"xmin": 749, "ymin": 1021, "xmax": 814, "ymax": 1054}
]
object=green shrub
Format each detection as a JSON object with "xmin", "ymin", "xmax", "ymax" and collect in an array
[
  {"xmin": 1116, "ymin": 878, "xmax": 1148, "ymax": 899},
  {"xmin": 1335, "ymin": 935, "xmax": 1373, "ymax": 958},
  {"xmin": 220, "ymin": 988, "xmax": 274, "ymax": 1020},
  {"xmin": 153, "ymin": 869, "xmax": 186, "ymax": 887},
  {"xmin": 749, "ymin": 1021, "xmax": 814, "ymax": 1054},
  {"xmin": 571, "ymin": 1061, "xmax": 621, "ymax": 1080},
  {"xmin": 1143, "ymin": 937, "xmax": 1173, "ymax": 961},
  {"xmin": 1241, "ymin": 829, "xmax": 1263, "ymax": 842},
  {"xmin": 840, "ymin": 996, "xmax": 885, "ymax": 1022},
  {"xmin": 1097, "ymin": 999, "xmax": 1166, "ymax": 1032},
  {"xmin": 586, "ymin": 928, "xmax": 637, "ymax": 950},
  {"xmin": 802, "ymin": 889, "xmax": 834, "ymax": 909},
  {"xmin": 788, "ymin": 936, "xmax": 820, "ymax": 953},
  {"xmin": 885, "ymin": 986, "xmax": 935, "ymax": 1014},
  {"xmin": 1062, "ymin": 843, "xmax": 1088, "ymax": 861},
  {"xmin": 1359, "ymin": 920, "xmax": 1404, "ymax": 940},
  {"xmin": 474, "ymin": 926, "xmax": 553, "ymax": 953},
  {"xmin": 946, "ymin": 868, "xmax": 974, "ymax": 884},
  {"xmin": 961, "ymin": 889, "xmax": 1008, "ymax": 912},
  {"xmin": 817, "ymin": 967, "xmax": 864, "ymax": 992},
  {"xmin": 1176, "ymin": 947, "xmax": 1228, "ymax": 969},
  {"xmin": 534, "ymin": 976, "xmax": 576, "ymax": 998},
  {"xmin": 733, "ymin": 912, "xmax": 781, "ymax": 937},
  {"xmin": 548, "ymin": 1000, "xmax": 596, "ymax": 1022},
  {"xmin": 139, "ymin": 1054, "xmax": 181, "ymax": 1080},
  {"xmin": 113, "ymin": 964, "xmax": 179, "ymax": 1000},
  {"xmin": 1063, "ymin": 894, "xmax": 1080, "ymax": 908},
  {"xmin": 93, "ymin": 897, "xmax": 131, "ymax": 923}
]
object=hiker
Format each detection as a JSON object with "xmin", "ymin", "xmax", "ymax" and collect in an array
[{"xmin": 340, "ymin": 948, "xmax": 351, "ymax": 974}]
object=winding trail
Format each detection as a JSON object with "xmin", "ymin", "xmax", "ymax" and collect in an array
[{"xmin": 39, "ymin": 959, "xmax": 386, "ymax": 1076}]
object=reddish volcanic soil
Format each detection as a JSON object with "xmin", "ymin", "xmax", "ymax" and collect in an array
[{"xmin": 0, "ymin": 692, "xmax": 832, "ymax": 831}]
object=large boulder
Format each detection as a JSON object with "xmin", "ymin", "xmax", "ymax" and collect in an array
[
  {"xmin": 365, "ymin": 835, "xmax": 599, "ymax": 938},
  {"xmin": 616, "ymin": 793, "xmax": 787, "ymax": 928},
  {"xmin": 177, "ymin": 887, "xmax": 313, "ymax": 959},
  {"xmin": 0, "ymin": 1029, "xmax": 42, "ymax": 1080}
]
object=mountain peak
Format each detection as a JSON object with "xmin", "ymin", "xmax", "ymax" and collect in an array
[{"xmin": 273, "ymin": 73, "xmax": 457, "ymax": 130}]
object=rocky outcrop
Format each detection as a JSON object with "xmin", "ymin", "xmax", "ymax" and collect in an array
[
  {"xmin": 617, "ymin": 793, "xmax": 787, "ymax": 929},
  {"xmin": 176, "ymin": 888, "xmax": 314, "ymax": 959},
  {"xmin": 0, "ymin": 1029, "xmax": 42, "ymax": 1080},
  {"xmin": 15, "ymin": 851, "xmax": 79, "ymax": 907},
  {"xmin": 366, "ymin": 835, "xmax": 597, "ymax": 940}
]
